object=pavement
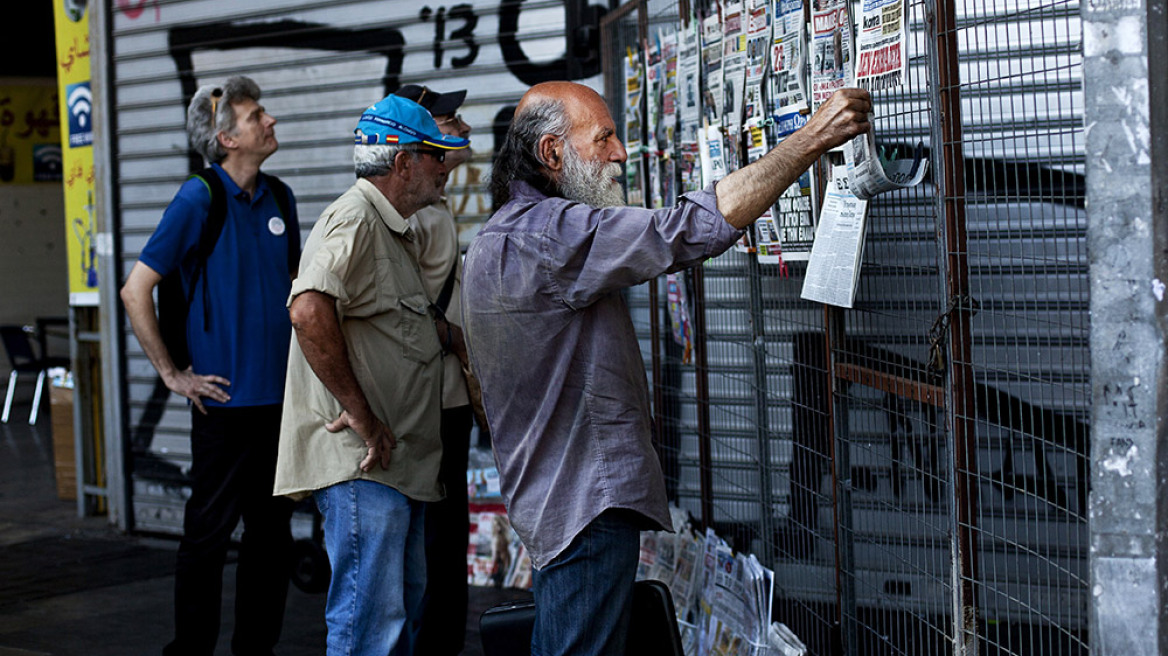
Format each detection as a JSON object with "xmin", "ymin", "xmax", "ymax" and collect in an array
[{"xmin": 0, "ymin": 397, "xmax": 530, "ymax": 656}]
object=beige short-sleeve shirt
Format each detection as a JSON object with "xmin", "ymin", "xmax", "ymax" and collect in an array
[{"xmin": 274, "ymin": 178, "xmax": 443, "ymax": 502}]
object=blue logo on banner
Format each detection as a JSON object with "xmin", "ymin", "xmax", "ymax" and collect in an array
[
  {"xmin": 66, "ymin": 81, "xmax": 93, "ymax": 148},
  {"xmin": 34, "ymin": 144, "xmax": 63, "ymax": 181}
]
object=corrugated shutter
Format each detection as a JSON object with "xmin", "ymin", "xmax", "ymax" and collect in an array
[{"xmin": 112, "ymin": 0, "xmax": 604, "ymax": 535}]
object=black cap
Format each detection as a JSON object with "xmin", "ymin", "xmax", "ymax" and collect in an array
[{"xmin": 393, "ymin": 84, "xmax": 467, "ymax": 117}]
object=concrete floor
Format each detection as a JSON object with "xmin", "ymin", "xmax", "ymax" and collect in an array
[{"xmin": 0, "ymin": 397, "xmax": 530, "ymax": 656}]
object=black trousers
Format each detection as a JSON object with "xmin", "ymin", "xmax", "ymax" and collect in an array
[
  {"xmin": 164, "ymin": 404, "xmax": 294, "ymax": 656},
  {"xmin": 416, "ymin": 404, "xmax": 474, "ymax": 656}
]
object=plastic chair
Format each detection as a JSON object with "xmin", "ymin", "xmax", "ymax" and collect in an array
[{"xmin": 1, "ymin": 325, "xmax": 69, "ymax": 425}]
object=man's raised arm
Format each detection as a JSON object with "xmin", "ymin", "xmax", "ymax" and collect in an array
[{"xmin": 716, "ymin": 88, "xmax": 872, "ymax": 229}]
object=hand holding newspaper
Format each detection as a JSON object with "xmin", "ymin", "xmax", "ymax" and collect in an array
[{"xmin": 843, "ymin": 114, "xmax": 928, "ymax": 199}]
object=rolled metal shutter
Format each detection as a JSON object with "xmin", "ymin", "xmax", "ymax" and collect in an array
[{"xmin": 111, "ymin": 0, "xmax": 606, "ymax": 535}]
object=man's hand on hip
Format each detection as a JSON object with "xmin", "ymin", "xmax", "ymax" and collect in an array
[
  {"xmin": 164, "ymin": 367, "xmax": 231, "ymax": 414},
  {"xmin": 326, "ymin": 409, "xmax": 397, "ymax": 472}
]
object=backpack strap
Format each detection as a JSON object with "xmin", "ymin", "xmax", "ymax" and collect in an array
[
  {"xmin": 433, "ymin": 257, "xmax": 459, "ymax": 319},
  {"xmin": 188, "ymin": 167, "xmax": 228, "ymax": 333},
  {"xmin": 262, "ymin": 172, "xmax": 300, "ymax": 275},
  {"xmin": 185, "ymin": 168, "xmax": 299, "ymax": 333}
]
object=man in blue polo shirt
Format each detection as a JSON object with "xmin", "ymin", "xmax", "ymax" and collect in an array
[{"xmin": 120, "ymin": 75, "xmax": 298, "ymax": 656}]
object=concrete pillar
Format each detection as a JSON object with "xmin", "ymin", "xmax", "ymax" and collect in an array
[{"xmin": 1084, "ymin": 0, "xmax": 1168, "ymax": 653}]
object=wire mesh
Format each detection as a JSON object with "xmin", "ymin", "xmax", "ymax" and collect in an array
[{"xmin": 604, "ymin": 0, "xmax": 1088, "ymax": 654}]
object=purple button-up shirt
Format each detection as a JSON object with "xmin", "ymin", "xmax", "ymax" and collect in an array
[{"xmin": 461, "ymin": 180, "xmax": 743, "ymax": 569}]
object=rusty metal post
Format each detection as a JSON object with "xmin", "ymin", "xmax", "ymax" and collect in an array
[
  {"xmin": 824, "ymin": 304, "xmax": 857, "ymax": 656},
  {"xmin": 691, "ymin": 265, "xmax": 715, "ymax": 528},
  {"xmin": 926, "ymin": 0, "xmax": 980, "ymax": 652}
]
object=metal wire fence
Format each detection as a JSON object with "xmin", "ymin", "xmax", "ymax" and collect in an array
[{"xmin": 603, "ymin": 0, "xmax": 1088, "ymax": 653}]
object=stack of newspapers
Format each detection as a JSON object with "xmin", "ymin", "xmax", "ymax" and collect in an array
[{"xmin": 636, "ymin": 506, "xmax": 808, "ymax": 655}]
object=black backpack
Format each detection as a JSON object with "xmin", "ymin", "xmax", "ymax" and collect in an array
[{"xmin": 157, "ymin": 167, "xmax": 297, "ymax": 371}]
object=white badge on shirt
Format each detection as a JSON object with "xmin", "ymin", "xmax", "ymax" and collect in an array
[{"xmin": 268, "ymin": 216, "xmax": 286, "ymax": 236}]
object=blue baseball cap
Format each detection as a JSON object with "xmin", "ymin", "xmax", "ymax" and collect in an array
[{"xmin": 354, "ymin": 95, "xmax": 470, "ymax": 149}]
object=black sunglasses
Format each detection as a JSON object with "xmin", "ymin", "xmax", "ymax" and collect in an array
[{"xmin": 414, "ymin": 148, "xmax": 446, "ymax": 163}]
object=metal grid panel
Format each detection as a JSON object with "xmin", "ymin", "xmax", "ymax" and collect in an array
[
  {"xmin": 944, "ymin": 0, "xmax": 1090, "ymax": 654},
  {"xmin": 111, "ymin": 0, "xmax": 585, "ymax": 536},
  {"xmin": 607, "ymin": 0, "xmax": 1089, "ymax": 653}
]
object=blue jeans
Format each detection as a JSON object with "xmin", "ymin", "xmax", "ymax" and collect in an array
[
  {"xmin": 531, "ymin": 509, "xmax": 642, "ymax": 656},
  {"xmin": 314, "ymin": 480, "xmax": 426, "ymax": 656}
]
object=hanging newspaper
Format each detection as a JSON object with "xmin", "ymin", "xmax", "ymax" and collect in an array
[
  {"xmin": 660, "ymin": 30, "xmax": 680, "ymax": 207},
  {"xmin": 855, "ymin": 0, "xmax": 907, "ymax": 92},
  {"xmin": 700, "ymin": 120, "xmax": 728, "ymax": 187},
  {"xmin": 721, "ymin": 0, "xmax": 748, "ymax": 173},
  {"xmin": 810, "ymin": 0, "xmax": 853, "ymax": 108},
  {"xmin": 679, "ymin": 19, "xmax": 702, "ymax": 145},
  {"xmin": 666, "ymin": 273, "xmax": 694, "ymax": 363},
  {"xmin": 624, "ymin": 47, "xmax": 645, "ymax": 206},
  {"xmin": 701, "ymin": 8, "xmax": 724, "ymax": 123},
  {"xmin": 770, "ymin": 0, "xmax": 809, "ymax": 124},
  {"xmin": 742, "ymin": 0, "xmax": 771, "ymax": 127},
  {"xmin": 661, "ymin": 29, "xmax": 679, "ymax": 148},
  {"xmin": 745, "ymin": 122, "xmax": 785, "ymax": 266},
  {"xmin": 801, "ymin": 165, "xmax": 869, "ymax": 308},
  {"xmin": 772, "ymin": 168, "xmax": 815, "ymax": 260},
  {"xmin": 678, "ymin": 19, "xmax": 704, "ymax": 192},
  {"xmin": 645, "ymin": 36, "xmax": 664, "ymax": 208},
  {"xmin": 742, "ymin": 0, "xmax": 773, "ymax": 258},
  {"xmin": 843, "ymin": 118, "xmax": 928, "ymax": 199}
]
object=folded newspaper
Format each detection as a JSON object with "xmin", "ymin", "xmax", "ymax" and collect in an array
[{"xmin": 843, "ymin": 116, "xmax": 928, "ymax": 199}]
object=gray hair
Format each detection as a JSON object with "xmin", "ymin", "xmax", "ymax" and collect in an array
[
  {"xmin": 186, "ymin": 75, "xmax": 263, "ymax": 163},
  {"xmin": 488, "ymin": 96, "xmax": 572, "ymax": 208},
  {"xmin": 353, "ymin": 136, "xmax": 419, "ymax": 178}
]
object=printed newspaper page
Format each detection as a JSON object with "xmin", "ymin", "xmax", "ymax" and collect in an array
[
  {"xmin": 721, "ymin": 0, "xmax": 748, "ymax": 172},
  {"xmin": 645, "ymin": 37, "xmax": 663, "ymax": 208},
  {"xmin": 855, "ymin": 0, "xmax": 907, "ymax": 92},
  {"xmin": 844, "ymin": 118, "xmax": 928, "ymax": 199},
  {"xmin": 770, "ymin": 0, "xmax": 809, "ymax": 120},
  {"xmin": 701, "ymin": 9, "xmax": 724, "ymax": 123},
  {"xmin": 624, "ymin": 48, "xmax": 645, "ymax": 206},
  {"xmin": 800, "ymin": 165, "xmax": 870, "ymax": 308},
  {"xmin": 770, "ymin": 167, "xmax": 815, "ymax": 261},
  {"xmin": 679, "ymin": 19, "xmax": 702, "ymax": 145},
  {"xmin": 810, "ymin": 0, "xmax": 853, "ymax": 109}
]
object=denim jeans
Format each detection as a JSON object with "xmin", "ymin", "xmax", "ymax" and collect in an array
[
  {"xmin": 531, "ymin": 509, "xmax": 641, "ymax": 656},
  {"xmin": 314, "ymin": 480, "xmax": 426, "ymax": 656}
]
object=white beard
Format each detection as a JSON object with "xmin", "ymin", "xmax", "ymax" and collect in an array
[{"xmin": 559, "ymin": 144, "xmax": 626, "ymax": 208}]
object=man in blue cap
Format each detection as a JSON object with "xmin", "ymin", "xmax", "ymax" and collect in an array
[
  {"xmin": 392, "ymin": 83, "xmax": 477, "ymax": 656},
  {"xmin": 273, "ymin": 93, "xmax": 469, "ymax": 656}
]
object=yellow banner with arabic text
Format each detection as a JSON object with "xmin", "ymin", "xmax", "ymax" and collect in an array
[
  {"xmin": 53, "ymin": 0, "xmax": 97, "ymax": 306},
  {"xmin": 0, "ymin": 84, "xmax": 60, "ymax": 185}
]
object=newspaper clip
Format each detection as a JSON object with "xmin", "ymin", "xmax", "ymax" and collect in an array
[{"xmin": 843, "ymin": 115, "xmax": 928, "ymax": 200}]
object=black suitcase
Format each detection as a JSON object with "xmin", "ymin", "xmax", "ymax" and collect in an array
[{"xmin": 479, "ymin": 579, "xmax": 684, "ymax": 656}]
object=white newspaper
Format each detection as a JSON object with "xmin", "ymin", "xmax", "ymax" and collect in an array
[
  {"xmin": 645, "ymin": 37, "xmax": 663, "ymax": 208},
  {"xmin": 810, "ymin": 0, "xmax": 853, "ymax": 109},
  {"xmin": 721, "ymin": 0, "xmax": 748, "ymax": 172},
  {"xmin": 801, "ymin": 165, "xmax": 869, "ymax": 308},
  {"xmin": 768, "ymin": 622, "xmax": 808, "ymax": 655},
  {"xmin": 771, "ymin": 166, "xmax": 815, "ymax": 261},
  {"xmin": 770, "ymin": 0, "xmax": 809, "ymax": 119},
  {"xmin": 855, "ymin": 0, "xmax": 908, "ymax": 92},
  {"xmin": 700, "ymin": 120, "xmax": 728, "ymax": 186},
  {"xmin": 679, "ymin": 19, "xmax": 702, "ymax": 144},
  {"xmin": 701, "ymin": 10, "xmax": 724, "ymax": 123},
  {"xmin": 843, "ymin": 120, "xmax": 928, "ymax": 199},
  {"xmin": 624, "ymin": 48, "xmax": 645, "ymax": 206}
]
